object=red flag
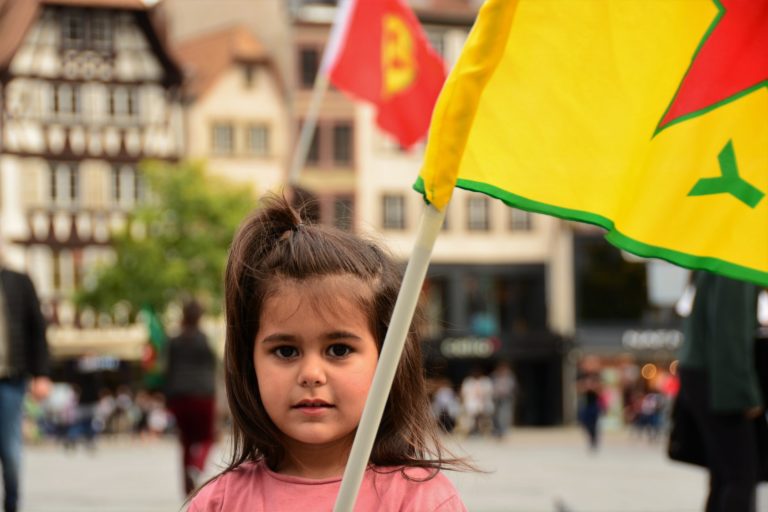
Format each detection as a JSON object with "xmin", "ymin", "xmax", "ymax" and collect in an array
[{"xmin": 323, "ymin": 0, "xmax": 446, "ymax": 148}]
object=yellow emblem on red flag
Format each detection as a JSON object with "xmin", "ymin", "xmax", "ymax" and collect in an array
[
  {"xmin": 382, "ymin": 14, "xmax": 416, "ymax": 98},
  {"xmin": 324, "ymin": 0, "xmax": 446, "ymax": 148}
]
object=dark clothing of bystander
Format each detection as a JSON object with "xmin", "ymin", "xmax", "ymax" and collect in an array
[
  {"xmin": 0, "ymin": 268, "xmax": 49, "ymax": 512},
  {"xmin": 677, "ymin": 271, "xmax": 762, "ymax": 512},
  {"xmin": 165, "ymin": 329, "xmax": 215, "ymax": 399},
  {"xmin": 164, "ymin": 326, "xmax": 216, "ymax": 495}
]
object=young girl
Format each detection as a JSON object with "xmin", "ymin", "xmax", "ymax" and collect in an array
[{"xmin": 188, "ymin": 196, "xmax": 469, "ymax": 511}]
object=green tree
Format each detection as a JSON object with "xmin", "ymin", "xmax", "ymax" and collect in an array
[{"xmin": 76, "ymin": 160, "xmax": 256, "ymax": 317}]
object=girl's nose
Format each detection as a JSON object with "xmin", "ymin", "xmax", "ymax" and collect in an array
[{"xmin": 298, "ymin": 358, "xmax": 326, "ymax": 387}]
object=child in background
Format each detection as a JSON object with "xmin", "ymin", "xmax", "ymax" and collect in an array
[{"xmin": 188, "ymin": 196, "xmax": 469, "ymax": 511}]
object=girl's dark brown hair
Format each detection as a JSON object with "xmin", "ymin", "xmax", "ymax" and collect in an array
[{"xmin": 219, "ymin": 194, "xmax": 469, "ymax": 481}]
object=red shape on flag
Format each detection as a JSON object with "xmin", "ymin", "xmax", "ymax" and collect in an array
[
  {"xmin": 326, "ymin": 0, "xmax": 446, "ymax": 149},
  {"xmin": 659, "ymin": 0, "xmax": 768, "ymax": 129}
]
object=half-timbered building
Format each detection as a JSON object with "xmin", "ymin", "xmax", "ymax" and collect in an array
[{"xmin": 0, "ymin": 0, "xmax": 183, "ymax": 340}]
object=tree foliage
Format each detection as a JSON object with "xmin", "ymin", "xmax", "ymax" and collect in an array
[{"xmin": 76, "ymin": 160, "xmax": 256, "ymax": 317}]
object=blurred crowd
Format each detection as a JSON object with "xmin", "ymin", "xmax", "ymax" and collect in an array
[
  {"xmin": 429, "ymin": 362, "xmax": 518, "ymax": 438},
  {"xmin": 22, "ymin": 385, "xmax": 174, "ymax": 448}
]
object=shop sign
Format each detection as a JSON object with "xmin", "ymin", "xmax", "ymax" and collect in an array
[
  {"xmin": 621, "ymin": 329, "xmax": 683, "ymax": 350},
  {"xmin": 440, "ymin": 336, "xmax": 500, "ymax": 358}
]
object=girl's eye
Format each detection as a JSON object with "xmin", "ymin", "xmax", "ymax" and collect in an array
[
  {"xmin": 327, "ymin": 344, "xmax": 352, "ymax": 358},
  {"xmin": 274, "ymin": 346, "xmax": 299, "ymax": 359}
]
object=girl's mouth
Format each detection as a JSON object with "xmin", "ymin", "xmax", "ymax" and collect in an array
[
  {"xmin": 293, "ymin": 399, "xmax": 334, "ymax": 409},
  {"xmin": 292, "ymin": 400, "xmax": 335, "ymax": 416}
]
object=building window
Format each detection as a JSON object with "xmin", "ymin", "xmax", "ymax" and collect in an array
[
  {"xmin": 212, "ymin": 123, "xmax": 235, "ymax": 155},
  {"xmin": 299, "ymin": 47, "xmax": 320, "ymax": 88},
  {"xmin": 108, "ymin": 87, "xmax": 138, "ymax": 117},
  {"xmin": 111, "ymin": 165, "xmax": 141, "ymax": 207},
  {"xmin": 467, "ymin": 196, "xmax": 490, "ymax": 231},
  {"xmin": 305, "ymin": 122, "xmax": 320, "ymax": 165},
  {"xmin": 243, "ymin": 65, "xmax": 256, "ymax": 88},
  {"xmin": 61, "ymin": 13, "xmax": 86, "ymax": 50},
  {"xmin": 245, "ymin": 124, "xmax": 270, "ymax": 156},
  {"xmin": 575, "ymin": 235, "xmax": 649, "ymax": 321},
  {"xmin": 382, "ymin": 194, "xmax": 406, "ymax": 230},
  {"xmin": 50, "ymin": 163, "xmax": 79, "ymax": 206},
  {"xmin": 422, "ymin": 277, "xmax": 448, "ymax": 339},
  {"xmin": 52, "ymin": 251, "xmax": 62, "ymax": 291},
  {"xmin": 333, "ymin": 122, "xmax": 353, "ymax": 165},
  {"xmin": 509, "ymin": 208, "xmax": 532, "ymax": 231},
  {"xmin": 333, "ymin": 196, "xmax": 354, "ymax": 231},
  {"xmin": 52, "ymin": 84, "xmax": 81, "ymax": 116},
  {"xmin": 299, "ymin": 119, "xmax": 355, "ymax": 168},
  {"xmin": 62, "ymin": 11, "xmax": 113, "ymax": 52},
  {"xmin": 91, "ymin": 15, "xmax": 113, "ymax": 52}
]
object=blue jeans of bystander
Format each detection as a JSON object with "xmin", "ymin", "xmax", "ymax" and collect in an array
[{"xmin": 0, "ymin": 378, "xmax": 26, "ymax": 512}]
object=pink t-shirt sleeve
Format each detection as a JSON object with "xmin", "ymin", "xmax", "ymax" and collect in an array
[
  {"xmin": 187, "ymin": 475, "xmax": 224, "ymax": 512},
  {"xmin": 362, "ymin": 468, "xmax": 467, "ymax": 512}
]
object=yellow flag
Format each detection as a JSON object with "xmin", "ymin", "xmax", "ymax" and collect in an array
[{"xmin": 416, "ymin": 0, "xmax": 768, "ymax": 285}]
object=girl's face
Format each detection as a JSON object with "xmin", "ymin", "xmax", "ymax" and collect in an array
[{"xmin": 253, "ymin": 275, "xmax": 379, "ymax": 455}]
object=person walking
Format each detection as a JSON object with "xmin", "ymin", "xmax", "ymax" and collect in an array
[
  {"xmin": 164, "ymin": 300, "xmax": 217, "ymax": 495},
  {"xmin": 0, "ymin": 266, "xmax": 51, "ymax": 512},
  {"xmin": 676, "ymin": 271, "xmax": 763, "ymax": 512},
  {"xmin": 577, "ymin": 357, "xmax": 603, "ymax": 452}
]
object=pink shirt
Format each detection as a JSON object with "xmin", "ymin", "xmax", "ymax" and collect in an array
[{"xmin": 188, "ymin": 461, "xmax": 467, "ymax": 512}]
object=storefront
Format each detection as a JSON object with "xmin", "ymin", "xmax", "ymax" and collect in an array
[
  {"xmin": 47, "ymin": 325, "xmax": 148, "ymax": 388},
  {"xmin": 422, "ymin": 263, "xmax": 568, "ymax": 426},
  {"xmin": 572, "ymin": 232, "xmax": 686, "ymax": 427},
  {"xmin": 574, "ymin": 325, "xmax": 682, "ymax": 428}
]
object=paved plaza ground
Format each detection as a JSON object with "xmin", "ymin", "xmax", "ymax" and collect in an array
[{"xmin": 19, "ymin": 426, "xmax": 766, "ymax": 512}]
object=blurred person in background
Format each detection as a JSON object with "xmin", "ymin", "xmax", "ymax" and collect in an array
[
  {"xmin": 460, "ymin": 367, "xmax": 494, "ymax": 436},
  {"xmin": 112, "ymin": 385, "xmax": 134, "ymax": 434},
  {"xmin": 67, "ymin": 354, "xmax": 102, "ymax": 450},
  {"xmin": 577, "ymin": 356, "xmax": 604, "ymax": 452},
  {"xmin": 0, "ymin": 265, "xmax": 51, "ymax": 512},
  {"xmin": 676, "ymin": 272, "xmax": 763, "ymax": 512},
  {"xmin": 431, "ymin": 377, "xmax": 460, "ymax": 433},
  {"xmin": 93, "ymin": 388, "xmax": 116, "ymax": 437},
  {"xmin": 164, "ymin": 299, "xmax": 217, "ymax": 495},
  {"xmin": 491, "ymin": 361, "xmax": 517, "ymax": 438}
]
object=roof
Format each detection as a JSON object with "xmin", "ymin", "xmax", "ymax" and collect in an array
[
  {"xmin": 41, "ymin": 0, "xmax": 149, "ymax": 9},
  {"xmin": 176, "ymin": 25, "xmax": 278, "ymax": 100},
  {"xmin": 411, "ymin": 0, "xmax": 479, "ymax": 25},
  {"xmin": 0, "ymin": 0, "xmax": 182, "ymax": 85}
]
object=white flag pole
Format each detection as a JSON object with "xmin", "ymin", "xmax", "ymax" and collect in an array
[
  {"xmin": 287, "ymin": 0, "xmax": 355, "ymax": 185},
  {"xmin": 287, "ymin": 72, "xmax": 330, "ymax": 185},
  {"xmin": 333, "ymin": 203, "xmax": 446, "ymax": 512}
]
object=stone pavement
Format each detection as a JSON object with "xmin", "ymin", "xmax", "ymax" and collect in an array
[{"xmin": 19, "ymin": 427, "xmax": 765, "ymax": 512}]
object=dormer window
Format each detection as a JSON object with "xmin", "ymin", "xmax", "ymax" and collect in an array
[
  {"xmin": 61, "ymin": 12, "xmax": 86, "ymax": 50},
  {"xmin": 91, "ymin": 15, "xmax": 113, "ymax": 53},
  {"xmin": 243, "ymin": 65, "xmax": 256, "ymax": 89},
  {"xmin": 60, "ymin": 9, "xmax": 113, "ymax": 52}
]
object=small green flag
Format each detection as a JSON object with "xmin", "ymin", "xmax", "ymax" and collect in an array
[{"xmin": 139, "ymin": 306, "xmax": 166, "ymax": 391}]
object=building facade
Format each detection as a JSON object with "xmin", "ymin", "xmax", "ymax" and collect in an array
[
  {"xmin": 177, "ymin": 24, "xmax": 289, "ymax": 195},
  {"xmin": 0, "ymin": 0, "xmax": 184, "ymax": 356}
]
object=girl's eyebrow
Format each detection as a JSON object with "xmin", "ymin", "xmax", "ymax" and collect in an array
[
  {"xmin": 261, "ymin": 333, "xmax": 297, "ymax": 344},
  {"xmin": 326, "ymin": 331, "xmax": 363, "ymax": 341},
  {"xmin": 260, "ymin": 331, "xmax": 363, "ymax": 343}
]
